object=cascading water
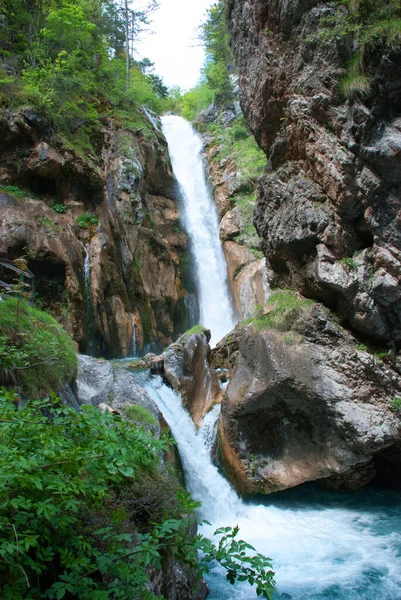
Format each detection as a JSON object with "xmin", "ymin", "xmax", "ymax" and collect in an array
[
  {"xmin": 161, "ymin": 115, "xmax": 237, "ymax": 345},
  {"xmin": 130, "ymin": 313, "xmax": 138, "ymax": 357},
  {"xmin": 138, "ymin": 373, "xmax": 401, "ymax": 600},
  {"xmin": 82, "ymin": 242, "xmax": 95, "ymax": 354}
]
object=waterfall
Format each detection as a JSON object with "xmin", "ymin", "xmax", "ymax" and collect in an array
[
  {"xmin": 141, "ymin": 373, "xmax": 401, "ymax": 600},
  {"xmin": 82, "ymin": 242, "xmax": 95, "ymax": 354},
  {"xmin": 161, "ymin": 115, "xmax": 237, "ymax": 345},
  {"xmin": 130, "ymin": 313, "xmax": 138, "ymax": 357}
]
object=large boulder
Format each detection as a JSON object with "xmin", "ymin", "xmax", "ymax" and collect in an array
[
  {"xmin": 163, "ymin": 328, "xmax": 224, "ymax": 427},
  {"xmin": 75, "ymin": 355, "xmax": 161, "ymax": 432},
  {"xmin": 216, "ymin": 301, "xmax": 401, "ymax": 494}
]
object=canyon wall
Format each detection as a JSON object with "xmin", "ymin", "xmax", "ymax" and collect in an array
[
  {"xmin": 227, "ymin": 0, "xmax": 401, "ymax": 346},
  {"xmin": 0, "ymin": 109, "xmax": 196, "ymax": 357}
]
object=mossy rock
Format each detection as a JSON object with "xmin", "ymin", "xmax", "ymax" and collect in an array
[{"xmin": 0, "ymin": 297, "xmax": 77, "ymax": 397}]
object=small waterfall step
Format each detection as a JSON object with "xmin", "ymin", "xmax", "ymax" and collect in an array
[{"xmin": 137, "ymin": 372, "xmax": 401, "ymax": 600}]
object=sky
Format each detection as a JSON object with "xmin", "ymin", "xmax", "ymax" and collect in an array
[{"xmin": 136, "ymin": 0, "xmax": 215, "ymax": 91}]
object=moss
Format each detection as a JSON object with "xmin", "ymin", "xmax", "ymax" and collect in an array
[
  {"xmin": 0, "ymin": 297, "xmax": 77, "ymax": 397},
  {"xmin": 184, "ymin": 324, "xmax": 206, "ymax": 337},
  {"xmin": 124, "ymin": 404, "xmax": 158, "ymax": 426},
  {"xmin": 240, "ymin": 290, "xmax": 315, "ymax": 333},
  {"xmin": 140, "ymin": 303, "xmax": 153, "ymax": 342}
]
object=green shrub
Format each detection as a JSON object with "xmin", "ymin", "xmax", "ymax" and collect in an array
[
  {"xmin": 124, "ymin": 404, "xmax": 158, "ymax": 426},
  {"xmin": 391, "ymin": 397, "xmax": 401, "ymax": 412},
  {"xmin": 52, "ymin": 202, "xmax": 67, "ymax": 214},
  {"xmin": 76, "ymin": 213, "xmax": 99, "ymax": 229},
  {"xmin": 0, "ymin": 387, "xmax": 276, "ymax": 599},
  {"xmin": 0, "ymin": 297, "xmax": 77, "ymax": 396}
]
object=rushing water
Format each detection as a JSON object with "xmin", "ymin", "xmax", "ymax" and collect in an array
[
  {"xmin": 138, "ymin": 373, "xmax": 401, "ymax": 600},
  {"xmin": 82, "ymin": 242, "xmax": 95, "ymax": 354},
  {"xmin": 161, "ymin": 115, "xmax": 237, "ymax": 345}
]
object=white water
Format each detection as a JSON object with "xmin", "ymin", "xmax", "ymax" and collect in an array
[
  {"xmin": 143, "ymin": 374, "xmax": 401, "ymax": 600},
  {"xmin": 82, "ymin": 242, "xmax": 94, "ymax": 354},
  {"xmin": 161, "ymin": 115, "xmax": 236, "ymax": 345},
  {"xmin": 130, "ymin": 313, "xmax": 138, "ymax": 357}
]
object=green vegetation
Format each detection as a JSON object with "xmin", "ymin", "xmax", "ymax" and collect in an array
[
  {"xmin": 0, "ymin": 0, "xmax": 169, "ymax": 154},
  {"xmin": 164, "ymin": 0, "xmax": 234, "ymax": 120},
  {"xmin": 52, "ymin": 202, "xmax": 67, "ymax": 214},
  {"xmin": 306, "ymin": 0, "xmax": 401, "ymax": 99},
  {"xmin": 0, "ymin": 297, "xmax": 77, "ymax": 396},
  {"xmin": 391, "ymin": 397, "xmax": 401, "ymax": 412},
  {"xmin": 185, "ymin": 324, "xmax": 207, "ymax": 337},
  {"xmin": 0, "ymin": 387, "xmax": 276, "ymax": 599},
  {"xmin": 76, "ymin": 213, "xmax": 99, "ymax": 229},
  {"xmin": 341, "ymin": 256, "xmax": 357, "ymax": 271},
  {"xmin": 241, "ymin": 290, "xmax": 315, "ymax": 333},
  {"xmin": 0, "ymin": 185, "xmax": 28, "ymax": 199},
  {"xmin": 124, "ymin": 404, "xmax": 158, "ymax": 426}
]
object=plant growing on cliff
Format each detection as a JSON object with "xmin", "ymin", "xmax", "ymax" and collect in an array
[
  {"xmin": 76, "ymin": 213, "xmax": 99, "ymax": 229},
  {"xmin": 0, "ymin": 387, "xmax": 275, "ymax": 599},
  {"xmin": 0, "ymin": 297, "xmax": 76, "ymax": 396},
  {"xmin": 242, "ymin": 290, "xmax": 315, "ymax": 333},
  {"xmin": 306, "ymin": 0, "xmax": 401, "ymax": 97}
]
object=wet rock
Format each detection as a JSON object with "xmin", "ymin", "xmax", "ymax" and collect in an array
[
  {"xmin": 75, "ymin": 354, "xmax": 161, "ymax": 432},
  {"xmin": 217, "ymin": 306, "xmax": 401, "ymax": 494},
  {"xmin": 163, "ymin": 328, "xmax": 223, "ymax": 427}
]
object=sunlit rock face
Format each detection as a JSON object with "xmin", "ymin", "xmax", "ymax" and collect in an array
[
  {"xmin": 214, "ymin": 304, "xmax": 401, "ymax": 495},
  {"xmin": 228, "ymin": 0, "xmax": 401, "ymax": 345},
  {"xmin": 0, "ymin": 109, "xmax": 193, "ymax": 357},
  {"xmin": 163, "ymin": 328, "xmax": 224, "ymax": 428}
]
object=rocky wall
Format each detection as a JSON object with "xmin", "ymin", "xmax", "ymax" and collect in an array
[
  {"xmin": 0, "ymin": 108, "xmax": 195, "ymax": 357},
  {"xmin": 228, "ymin": 0, "xmax": 401, "ymax": 346}
]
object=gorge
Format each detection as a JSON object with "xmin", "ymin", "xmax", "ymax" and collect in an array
[{"xmin": 1, "ymin": 0, "xmax": 401, "ymax": 598}]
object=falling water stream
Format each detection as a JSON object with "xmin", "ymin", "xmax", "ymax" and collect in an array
[
  {"xmin": 161, "ymin": 115, "xmax": 237, "ymax": 345},
  {"xmin": 136, "ymin": 372, "xmax": 401, "ymax": 600},
  {"xmin": 128, "ymin": 114, "xmax": 401, "ymax": 599}
]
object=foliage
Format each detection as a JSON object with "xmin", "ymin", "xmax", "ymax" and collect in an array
[
  {"xmin": 0, "ymin": 0, "xmax": 168, "ymax": 150},
  {"xmin": 306, "ymin": 0, "xmax": 401, "ymax": 98},
  {"xmin": 341, "ymin": 256, "xmax": 357, "ymax": 270},
  {"xmin": 0, "ymin": 387, "xmax": 275, "ymax": 599},
  {"xmin": 241, "ymin": 290, "xmax": 315, "ymax": 333},
  {"xmin": 0, "ymin": 297, "xmax": 77, "ymax": 396},
  {"xmin": 51, "ymin": 203, "xmax": 67, "ymax": 214},
  {"xmin": 76, "ymin": 213, "xmax": 99, "ymax": 229},
  {"xmin": 391, "ymin": 396, "xmax": 401, "ymax": 412},
  {"xmin": 123, "ymin": 404, "xmax": 158, "ymax": 426},
  {"xmin": 199, "ymin": 0, "xmax": 234, "ymax": 105},
  {"xmin": 0, "ymin": 185, "xmax": 28, "ymax": 199}
]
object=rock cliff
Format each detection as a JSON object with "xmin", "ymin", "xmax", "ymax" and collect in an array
[
  {"xmin": 0, "ymin": 108, "xmax": 195, "ymax": 357},
  {"xmin": 213, "ymin": 296, "xmax": 401, "ymax": 493},
  {"xmin": 228, "ymin": 0, "xmax": 401, "ymax": 346}
]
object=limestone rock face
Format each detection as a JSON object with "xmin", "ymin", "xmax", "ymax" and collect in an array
[
  {"xmin": 163, "ymin": 329, "xmax": 223, "ymax": 427},
  {"xmin": 216, "ymin": 306, "xmax": 401, "ymax": 494},
  {"xmin": 75, "ymin": 354, "xmax": 160, "ymax": 430},
  {"xmin": 0, "ymin": 108, "xmax": 193, "ymax": 356},
  {"xmin": 228, "ymin": 0, "xmax": 401, "ymax": 344}
]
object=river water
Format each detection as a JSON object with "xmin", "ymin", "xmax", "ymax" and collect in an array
[
  {"xmin": 151, "ymin": 114, "xmax": 401, "ymax": 599},
  {"xmin": 139, "ymin": 373, "xmax": 401, "ymax": 600},
  {"xmin": 161, "ymin": 115, "xmax": 236, "ymax": 345}
]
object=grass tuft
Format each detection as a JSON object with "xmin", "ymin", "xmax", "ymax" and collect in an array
[
  {"xmin": 241, "ymin": 290, "xmax": 315, "ymax": 333},
  {"xmin": 0, "ymin": 297, "xmax": 77, "ymax": 396},
  {"xmin": 124, "ymin": 404, "xmax": 158, "ymax": 425}
]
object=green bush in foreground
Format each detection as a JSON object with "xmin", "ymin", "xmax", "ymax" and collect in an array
[
  {"xmin": 0, "ymin": 297, "xmax": 77, "ymax": 396},
  {"xmin": 0, "ymin": 388, "xmax": 276, "ymax": 599}
]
